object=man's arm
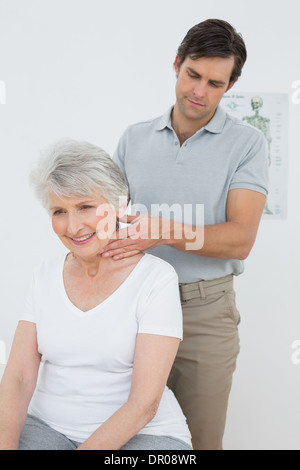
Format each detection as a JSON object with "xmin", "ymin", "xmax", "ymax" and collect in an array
[
  {"xmin": 100, "ymin": 189, "xmax": 266, "ymax": 261},
  {"xmin": 170, "ymin": 188, "xmax": 266, "ymax": 259}
]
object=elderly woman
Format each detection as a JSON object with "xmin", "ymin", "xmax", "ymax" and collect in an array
[{"xmin": 0, "ymin": 140, "xmax": 192, "ymax": 451}]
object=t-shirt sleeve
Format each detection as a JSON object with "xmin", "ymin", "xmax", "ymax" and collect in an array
[
  {"xmin": 19, "ymin": 272, "xmax": 37, "ymax": 324},
  {"xmin": 229, "ymin": 129, "xmax": 269, "ymax": 196},
  {"xmin": 137, "ymin": 269, "xmax": 183, "ymax": 340},
  {"xmin": 112, "ymin": 129, "xmax": 129, "ymax": 187}
]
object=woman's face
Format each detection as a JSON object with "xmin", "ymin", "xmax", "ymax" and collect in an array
[{"xmin": 49, "ymin": 192, "xmax": 118, "ymax": 258}]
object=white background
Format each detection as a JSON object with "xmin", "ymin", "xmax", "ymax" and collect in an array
[{"xmin": 0, "ymin": 0, "xmax": 300, "ymax": 450}]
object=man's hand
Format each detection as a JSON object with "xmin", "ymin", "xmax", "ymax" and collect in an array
[{"xmin": 100, "ymin": 214, "xmax": 166, "ymax": 260}]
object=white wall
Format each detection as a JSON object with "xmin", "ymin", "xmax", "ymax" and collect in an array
[{"xmin": 0, "ymin": 0, "xmax": 299, "ymax": 450}]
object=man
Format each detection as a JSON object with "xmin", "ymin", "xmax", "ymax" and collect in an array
[{"xmin": 100, "ymin": 19, "xmax": 269, "ymax": 450}]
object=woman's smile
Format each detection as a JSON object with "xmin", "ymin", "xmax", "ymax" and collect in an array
[{"xmin": 69, "ymin": 232, "xmax": 97, "ymax": 246}]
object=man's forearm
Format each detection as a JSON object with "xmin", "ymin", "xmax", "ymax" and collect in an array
[
  {"xmin": 165, "ymin": 220, "xmax": 255, "ymax": 260},
  {"xmin": 101, "ymin": 191, "xmax": 264, "ymax": 262}
]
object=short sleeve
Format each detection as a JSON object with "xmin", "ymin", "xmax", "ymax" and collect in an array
[
  {"xmin": 19, "ymin": 272, "xmax": 37, "ymax": 324},
  {"xmin": 112, "ymin": 129, "xmax": 129, "ymax": 186},
  {"xmin": 229, "ymin": 130, "xmax": 269, "ymax": 196},
  {"xmin": 137, "ymin": 270, "xmax": 183, "ymax": 340}
]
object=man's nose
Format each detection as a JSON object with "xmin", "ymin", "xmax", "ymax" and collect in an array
[{"xmin": 193, "ymin": 82, "xmax": 206, "ymax": 98}]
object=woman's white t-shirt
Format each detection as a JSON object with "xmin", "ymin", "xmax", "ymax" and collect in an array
[{"xmin": 20, "ymin": 252, "xmax": 191, "ymax": 445}]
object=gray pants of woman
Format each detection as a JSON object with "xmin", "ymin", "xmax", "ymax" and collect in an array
[{"xmin": 18, "ymin": 415, "xmax": 192, "ymax": 450}]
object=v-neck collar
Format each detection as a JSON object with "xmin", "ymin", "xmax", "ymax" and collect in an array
[{"xmin": 58, "ymin": 252, "xmax": 147, "ymax": 316}]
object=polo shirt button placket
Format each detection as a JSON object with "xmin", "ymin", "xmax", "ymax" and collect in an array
[{"xmin": 174, "ymin": 140, "xmax": 181, "ymax": 162}]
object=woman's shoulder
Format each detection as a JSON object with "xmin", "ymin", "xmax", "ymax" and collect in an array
[
  {"xmin": 139, "ymin": 254, "xmax": 179, "ymax": 281},
  {"xmin": 32, "ymin": 251, "xmax": 67, "ymax": 279}
]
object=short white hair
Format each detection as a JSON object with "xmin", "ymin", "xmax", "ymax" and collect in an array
[{"xmin": 30, "ymin": 139, "xmax": 129, "ymax": 212}]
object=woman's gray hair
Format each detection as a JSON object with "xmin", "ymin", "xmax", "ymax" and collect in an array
[{"xmin": 29, "ymin": 139, "xmax": 129, "ymax": 212}]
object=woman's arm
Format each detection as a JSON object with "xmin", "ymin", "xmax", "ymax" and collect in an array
[
  {"xmin": 0, "ymin": 321, "xmax": 41, "ymax": 450},
  {"xmin": 77, "ymin": 333, "xmax": 180, "ymax": 450}
]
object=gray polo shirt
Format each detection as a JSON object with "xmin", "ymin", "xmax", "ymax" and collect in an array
[{"xmin": 113, "ymin": 106, "xmax": 268, "ymax": 283}]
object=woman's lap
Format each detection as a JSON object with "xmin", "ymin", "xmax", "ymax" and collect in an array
[
  {"xmin": 19, "ymin": 415, "xmax": 80, "ymax": 450},
  {"xmin": 120, "ymin": 434, "xmax": 192, "ymax": 450},
  {"xmin": 19, "ymin": 415, "xmax": 192, "ymax": 450}
]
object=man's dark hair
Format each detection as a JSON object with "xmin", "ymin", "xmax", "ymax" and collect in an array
[{"xmin": 177, "ymin": 19, "xmax": 247, "ymax": 83}]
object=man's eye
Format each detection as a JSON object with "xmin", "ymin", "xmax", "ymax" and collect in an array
[
  {"xmin": 80, "ymin": 205, "xmax": 93, "ymax": 210},
  {"xmin": 187, "ymin": 71, "xmax": 198, "ymax": 79}
]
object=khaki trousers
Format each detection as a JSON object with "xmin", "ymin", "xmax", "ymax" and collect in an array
[{"xmin": 167, "ymin": 286, "xmax": 240, "ymax": 450}]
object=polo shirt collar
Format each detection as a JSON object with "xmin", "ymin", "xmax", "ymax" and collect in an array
[
  {"xmin": 155, "ymin": 105, "xmax": 227, "ymax": 134},
  {"xmin": 155, "ymin": 107, "xmax": 174, "ymax": 131},
  {"xmin": 203, "ymin": 105, "xmax": 227, "ymax": 134}
]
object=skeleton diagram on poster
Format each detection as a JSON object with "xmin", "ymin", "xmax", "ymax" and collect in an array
[{"xmin": 221, "ymin": 93, "xmax": 288, "ymax": 219}]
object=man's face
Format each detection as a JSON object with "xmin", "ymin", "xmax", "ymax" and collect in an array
[{"xmin": 174, "ymin": 55, "xmax": 236, "ymax": 125}]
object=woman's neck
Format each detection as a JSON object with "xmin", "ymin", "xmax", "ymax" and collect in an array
[{"xmin": 69, "ymin": 252, "xmax": 114, "ymax": 279}]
